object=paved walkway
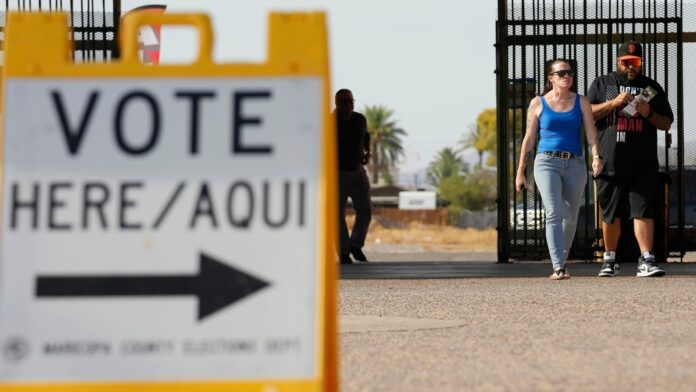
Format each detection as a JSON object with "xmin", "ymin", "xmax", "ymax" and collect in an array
[
  {"xmin": 338, "ymin": 253, "xmax": 696, "ymax": 391},
  {"xmin": 341, "ymin": 261, "xmax": 696, "ymax": 279}
]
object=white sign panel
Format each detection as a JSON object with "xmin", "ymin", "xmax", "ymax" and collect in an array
[
  {"xmin": 398, "ymin": 191, "xmax": 437, "ymax": 210},
  {"xmin": 0, "ymin": 78, "xmax": 322, "ymax": 381}
]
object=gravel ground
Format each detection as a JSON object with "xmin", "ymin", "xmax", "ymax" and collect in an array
[
  {"xmin": 338, "ymin": 276, "xmax": 696, "ymax": 392},
  {"xmin": 361, "ymin": 246, "xmax": 497, "ymax": 262}
]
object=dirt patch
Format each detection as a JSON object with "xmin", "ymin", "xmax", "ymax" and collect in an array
[{"xmin": 347, "ymin": 216, "xmax": 496, "ymax": 252}]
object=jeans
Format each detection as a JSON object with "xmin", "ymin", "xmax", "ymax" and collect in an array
[
  {"xmin": 533, "ymin": 154, "xmax": 588, "ymax": 269},
  {"xmin": 338, "ymin": 168, "xmax": 372, "ymax": 255}
]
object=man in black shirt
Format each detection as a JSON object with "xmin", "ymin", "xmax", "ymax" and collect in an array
[
  {"xmin": 334, "ymin": 89, "xmax": 372, "ymax": 264},
  {"xmin": 588, "ymin": 41, "xmax": 673, "ymax": 277}
]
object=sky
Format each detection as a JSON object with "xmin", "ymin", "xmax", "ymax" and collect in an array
[{"xmin": 122, "ymin": 0, "xmax": 499, "ymax": 184}]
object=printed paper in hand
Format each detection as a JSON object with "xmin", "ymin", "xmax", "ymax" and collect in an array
[{"xmin": 622, "ymin": 86, "xmax": 657, "ymax": 117}]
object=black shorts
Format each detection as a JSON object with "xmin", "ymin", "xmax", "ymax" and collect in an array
[{"xmin": 596, "ymin": 174, "xmax": 658, "ymax": 224}]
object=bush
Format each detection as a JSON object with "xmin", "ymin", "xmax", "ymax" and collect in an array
[{"xmin": 438, "ymin": 170, "xmax": 497, "ymax": 212}]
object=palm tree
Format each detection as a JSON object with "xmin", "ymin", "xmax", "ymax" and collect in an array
[
  {"xmin": 460, "ymin": 109, "xmax": 497, "ymax": 169},
  {"xmin": 427, "ymin": 147, "xmax": 465, "ymax": 188},
  {"xmin": 460, "ymin": 123, "xmax": 487, "ymax": 169},
  {"xmin": 363, "ymin": 105, "xmax": 407, "ymax": 184}
]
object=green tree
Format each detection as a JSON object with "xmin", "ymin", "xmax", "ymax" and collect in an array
[
  {"xmin": 427, "ymin": 147, "xmax": 465, "ymax": 188},
  {"xmin": 438, "ymin": 174, "xmax": 467, "ymax": 212},
  {"xmin": 477, "ymin": 108, "xmax": 498, "ymax": 167},
  {"xmin": 458, "ymin": 170, "xmax": 497, "ymax": 210},
  {"xmin": 381, "ymin": 170, "xmax": 396, "ymax": 186},
  {"xmin": 364, "ymin": 105, "xmax": 407, "ymax": 184},
  {"xmin": 507, "ymin": 107, "xmax": 526, "ymax": 173},
  {"xmin": 438, "ymin": 170, "xmax": 497, "ymax": 212}
]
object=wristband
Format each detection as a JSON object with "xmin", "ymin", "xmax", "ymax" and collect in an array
[{"xmin": 647, "ymin": 110, "xmax": 655, "ymax": 119}]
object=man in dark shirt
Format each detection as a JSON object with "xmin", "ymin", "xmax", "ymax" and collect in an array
[
  {"xmin": 588, "ymin": 41, "xmax": 673, "ymax": 277},
  {"xmin": 334, "ymin": 89, "xmax": 372, "ymax": 264}
]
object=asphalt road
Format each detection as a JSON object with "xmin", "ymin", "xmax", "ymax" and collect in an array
[{"xmin": 338, "ymin": 254, "xmax": 696, "ymax": 391}]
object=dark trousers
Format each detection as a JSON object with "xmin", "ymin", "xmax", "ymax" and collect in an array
[{"xmin": 339, "ymin": 168, "xmax": 372, "ymax": 255}]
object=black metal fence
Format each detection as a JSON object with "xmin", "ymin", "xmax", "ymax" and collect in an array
[
  {"xmin": 1, "ymin": 0, "xmax": 122, "ymax": 62},
  {"xmin": 496, "ymin": 0, "xmax": 693, "ymax": 262}
]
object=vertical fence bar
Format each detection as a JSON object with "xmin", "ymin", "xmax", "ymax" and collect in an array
[
  {"xmin": 580, "ymin": 0, "xmax": 590, "ymax": 251},
  {"xmin": 112, "ymin": 0, "xmax": 120, "ymax": 58},
  {"xmin": 513, "ymin": 1, "xmax": 525, "ymax": 256},
  {"xmin": 562, "ymin": 0, "xmax": 567, "ymax": 57},
  {"xmin": 619, "ymin": 0, "xmax": 624, "ymax": 40},
  {"xmin": 631, "ymin": 0, "xmax": 635, "ymax": 40},
  {"xmin": 87, "ymin": 0, "xmax": 92, "ymax": 61},
  {"xmin": 101, "ymin": 0, "xmax": 106, "ymax": 60},
  {"xmin": 79, "ymin": 0, "xmax": 84, "ymax": 62},
  {"xmin": 607, "ymin": 0, "xmax": 614, "ymax": 74},
  {"xmin": 677, "ymin": 16, "xmax": 684, "ymax": 258},
  {"xmin": 69, "ymin": 0, "xmax": 74, "ymax": 61},
  {"xmin": 538, "ymin": 0, "xmax": 547, "ymax": 251},
  {"xmin": 505, "ymin": 0, "xmax": 527, "ymax": 251},
  {"xmin": 552, "ymin": 0, "xmax": 557, "ymax": 58}
]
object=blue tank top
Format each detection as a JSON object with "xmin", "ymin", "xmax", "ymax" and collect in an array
[{"xmin": 536, "ymin": 94, "xmax": 583, "ymax": 155}]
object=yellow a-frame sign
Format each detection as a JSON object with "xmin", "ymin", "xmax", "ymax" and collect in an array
[{"xmin": 0, "ymin": 11, "xmax": 337, "ymax": 392}]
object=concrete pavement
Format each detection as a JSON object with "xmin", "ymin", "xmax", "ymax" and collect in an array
[
  {"xmin": 341, "ymin": 261, "xmax": 696, "ymax": 279},
  {"xmin": 338, "ymin": 254, "xmax": 696, "ymax": 391}
]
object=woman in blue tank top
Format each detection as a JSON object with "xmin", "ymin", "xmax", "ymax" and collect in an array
[{"xmin": 515, "ymin": 59, "xmax": 604, "ymax": 280}]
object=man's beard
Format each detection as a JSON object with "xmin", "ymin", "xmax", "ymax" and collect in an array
[{"xmin": 618, "ymin": 69, "xmax": 640, "ymax": 83}]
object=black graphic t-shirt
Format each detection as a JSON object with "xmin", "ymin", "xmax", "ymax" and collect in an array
[{"xmin": 587, "ymin": 71, "xmax": 673, "ymax": 176}]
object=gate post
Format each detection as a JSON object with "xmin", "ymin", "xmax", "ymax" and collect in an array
[{"xmin": 496, "ymin": 0, "xmax": 510, "ymax": 263}]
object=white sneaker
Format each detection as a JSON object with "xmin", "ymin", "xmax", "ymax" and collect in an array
[
  {"xmin": 637, "ymin": 256, "xmax": 665, "ymax": 277},
  {"xmin": 598, "ymin": 252, "xmax": 619, "ymax": 277}
]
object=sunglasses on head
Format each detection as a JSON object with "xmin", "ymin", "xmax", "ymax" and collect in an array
[
  {"xmin": 550, "ymin": 69, "xmax": 574, "ymax": 77},
  {"xmin": 620, "ymin": 58, "xmax": 642, "ymax": 67}
]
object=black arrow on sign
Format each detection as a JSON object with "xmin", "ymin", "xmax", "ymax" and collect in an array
[{"xmin": 35, "ymin": 253, "xmax": 270, "ymax": 321}]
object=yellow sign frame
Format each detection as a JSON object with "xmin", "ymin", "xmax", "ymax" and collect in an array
[{"xmin": 0, "ymin": 11, "xmax": 337, "ymax": 392}]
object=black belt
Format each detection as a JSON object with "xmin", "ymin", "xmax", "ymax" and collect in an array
[{"xmin": 541, "ymin": 151, "xmax": 578, "ymax": 160}]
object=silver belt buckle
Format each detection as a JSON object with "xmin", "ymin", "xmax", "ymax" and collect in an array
[{"xmin": 561, "ymin": 152, "xmax": 571, "ymax": 159}]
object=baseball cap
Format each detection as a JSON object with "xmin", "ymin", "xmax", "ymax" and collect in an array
[{"xmin": 618, "ymin": 41, "xmax": 643, "ymax": 60}]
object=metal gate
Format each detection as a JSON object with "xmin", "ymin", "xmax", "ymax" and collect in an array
[
  {"xmin": 496, "ymin": 0, "xmax": 689, "ymax": 262},
  {"xmin": 1, "ymin": 0, "xmax": 122, "ymax": 62}
]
